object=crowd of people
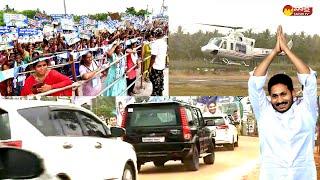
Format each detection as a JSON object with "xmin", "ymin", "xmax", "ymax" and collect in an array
[{"xmin": 0, "ymin": 18, "xmax": 168, "ymax": 96}]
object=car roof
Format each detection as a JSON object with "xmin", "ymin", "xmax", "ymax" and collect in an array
[
  {"xmin": 0, "ymin": 99, "xmax": 84, "ymax": 112},
  {"xmin": 127, "ymin": 101, "xmax": 198, "ymax": 108},
  {"xmin": 203, "ymin": 113, "xmax": 228, "ymax": 118}
]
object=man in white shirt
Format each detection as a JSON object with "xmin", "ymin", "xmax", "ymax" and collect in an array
[
  {"xmin": 248, "ymin": 25, "xmax": 318, "ymax": 180},
  {"xmin": 203, "ymin": 102, "xmax": 218, "ymax": 117},
  {"xmin": 149, "ymin": 28, "xmax": 167, "ymax": 96}
]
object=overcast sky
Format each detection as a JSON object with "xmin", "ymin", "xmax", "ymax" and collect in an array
[
  {"xmin": 0, "ymin": 0, "xmax": 165, "ymax": 16},
  {"xmin": 168, "ymin": 0, "xmax": 320, "ymax": 35}
]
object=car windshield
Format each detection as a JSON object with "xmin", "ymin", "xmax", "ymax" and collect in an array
[
  {"xmin": 212, "ymin": 117, "xmax": 225, "ymax": 126},
  {"xmin": 127, "ymin": 107, "xmax": 177, "ymax": 127},
  {"xmin": 18, "ymin": 107, "xmax": 64, "ymax": 136}
]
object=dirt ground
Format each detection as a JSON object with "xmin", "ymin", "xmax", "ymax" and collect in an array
[
  {"xmin": 170, "ymin": 71, "xmax": 320, "ymax": 96},
  {"xmin": 242, "ymin": 149, "xmax": 320, "ymax": 180}
]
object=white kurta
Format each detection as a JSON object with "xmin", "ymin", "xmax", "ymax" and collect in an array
[{"xmin": 248, "ymin": 70, "xmax": 318, "ymax": 180}]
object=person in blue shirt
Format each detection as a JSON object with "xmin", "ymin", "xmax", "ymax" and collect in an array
[{"xmin": 248, "ymin": 25, "xmax": 318, "ymax": 180}]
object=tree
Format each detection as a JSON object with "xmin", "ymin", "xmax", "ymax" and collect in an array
[
  {"xmin": 125, "ymin": 7, "xmax": 137, "ymax": 16},
  {"xmin": 21, "ymin": 10, "xmax": 37, "ymax": 19},
  {"xmin": 89, "ymin": 13, "xmax": 109, "ymax": 21},
  {"xmin": 4, "ymin": 4, "xmax": 13, "ymax": 12},
  {"xmin": 136, "ymin": 9, "xmax": 151, "ymax": 17},
  {"xmin": 125, "ymin": 7, "xmax": 150, "ymax": 17},
  {"xmin": 92, "ymin": 97, "xmax": 116, "ymax": 118}
]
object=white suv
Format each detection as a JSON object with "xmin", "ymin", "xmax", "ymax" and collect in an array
[
  {"xmin": 0, "ymin": 100, "xmax": 137, "ymax": 180},
  {"xmin": 204, "ymin": 114, "xmax": 239, "ymax": 150}
]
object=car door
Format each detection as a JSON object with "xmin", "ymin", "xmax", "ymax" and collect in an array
[
  {"xmin": 225, "ymin": 116, "xmax": 236, "ymax": 142},
  {"xmin": 75, "ymin": 110, "xmax": 121, "ymax": 179},
  {"xmin": 44, "ymin": 108, "xmax": 109, "ymax": 179},
  {"xmin": 190, "ymin": 107, "xmax": 206, "ymax": 153},
  {"xmin": 195, "ymin": 108, "xmax": 211, "ymax": 152}
]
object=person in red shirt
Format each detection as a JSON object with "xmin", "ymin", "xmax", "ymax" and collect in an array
[
  {"xmin": 20, "ymin": 59, "xmax": 72, "ymax": 96},
  {"xmin": 126, "ymin": 42, "xmax": 139, "ymax": 96}
]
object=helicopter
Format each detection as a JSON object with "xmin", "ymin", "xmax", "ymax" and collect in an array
[{"xmin": 200, "ymin": 24, "xmax": 293, "ymax": 66}]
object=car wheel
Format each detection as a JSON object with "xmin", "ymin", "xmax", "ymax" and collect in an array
[
  {"xmin": 227, "ymin": 140, "xmax": 235, "ymax": 151},
  {"xmin": 234, "ymin": 136, "xmax": 239, "ymax": 147},
  {"xmin": 184, "ymin": 146, "xmax": 199, "ymax": 171},
  {"xmin": 122, "ymin": 164, "xmax": 135, "ymax": 180},
  {"xmin": 137, "ymin": 162, "xmax": 141, "ymax": 173},
  {"xmin": 153, "ymin": 160, "xmax": 166, "ymax": 167},
  {"xmin": 203, "ymin": 152, "xmax": 214, "ymax": 164},
  {"xmin": 207, "ymin": 140, "xmax": 215, "ymax": 153}
]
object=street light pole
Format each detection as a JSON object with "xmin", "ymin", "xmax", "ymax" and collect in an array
[{"xmin": 63, "ymin": 0, "xmax": 67, "ymax": 15}]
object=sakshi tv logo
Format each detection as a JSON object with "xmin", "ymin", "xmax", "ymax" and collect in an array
[{"xmin": 283, "ymin": 5, "xmax": 313, "ymax": 16}]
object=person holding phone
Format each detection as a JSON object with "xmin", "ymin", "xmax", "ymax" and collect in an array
[{"xmin": 20, "ymin": 59, "xmax": 72, "ymax": 96}]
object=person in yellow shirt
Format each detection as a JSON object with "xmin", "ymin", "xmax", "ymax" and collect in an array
[{"xmin": 141, "ymin": 32, "xmax": 153, "ymax": 82}]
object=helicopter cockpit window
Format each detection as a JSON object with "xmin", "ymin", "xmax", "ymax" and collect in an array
[
  {"xmin": 235, "ymin": 43, "xmax": 246, "ymax": 54},
  {"xmin": 210, "ymin": 38, "xmax": 222, "ymax": 47},
  {"xmin": 221, "ymin": 41, "xmax": 227, "ymax": 49}
]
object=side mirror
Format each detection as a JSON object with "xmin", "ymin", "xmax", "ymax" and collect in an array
[
  {"xmin": 0, "ymin": 147, "xmax": 44, "ymax": 179},
  {"xmin": 110, "ymin": 127, "xmax": 126, "ymax": 137}
]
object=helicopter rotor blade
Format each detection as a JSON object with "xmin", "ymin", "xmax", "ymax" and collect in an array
[{"xmin": 198, "ymin": 23, "xmax": 243, "ymax": 30}]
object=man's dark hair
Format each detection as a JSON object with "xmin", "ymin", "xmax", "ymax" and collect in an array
[{"xmin": 268, "ymin": 73, "xmax": 294, "ymax": 94}]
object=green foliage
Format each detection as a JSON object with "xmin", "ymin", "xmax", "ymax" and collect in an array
[
  {"xmin": 125, "ymin": 7, "xmax": 137, "ymax": 16},
  {"xmin": 125, "ymin": 7, "xmax": 150, "ymax": 17},
  {"xmin": 92, "ymin": 97, "xmax": 116, "ymax": 118},
  {"xmin": 0, "ymin": 11, "xmax": 4, "ymax": 26},
  {"xmin": 89, "ymin": 13, "xmax": 109, "ymax": 21},
  {"xmin": 73, "ymin": 15, "xmax": 81, "ymax": 23},
  {"xmin": 20, "ymin": 10, "xmax": 37, "ymax": 19}
]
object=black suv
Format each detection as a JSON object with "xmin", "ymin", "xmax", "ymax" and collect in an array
[{"xmin": 121, "ymin": 101, "xmax": 215, "ymax": 171}]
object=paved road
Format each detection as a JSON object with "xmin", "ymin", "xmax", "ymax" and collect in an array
[
  {"xmin": 138, "ymin": 136, "xmax": 260, "ymax": 180},
  {"xmin": 134, "ymin": 68, "xmax": 169, "ymax": 96}
]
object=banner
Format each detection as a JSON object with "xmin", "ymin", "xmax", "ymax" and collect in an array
[
  {"xmin": 80, "ymin": 17, "xmax": 96, "ymax": 31},
  {"xmin": 28, "ymin": 18, "xmax": 42, "ymax": 28},
  {"xmin": 17, "ymin": 28, "xmax": 43, "ymax": 43},
  {"xmin": 0, "ymin": 27, "xmax": 14, "ymax": 50},
  {"xmin": 3, "ymin": 13, "xmax": 28, "ymax": 27},
  {"xmin": 43, "ymin": 25, "xmax": 54, "ymax": 40},
  {"xmin": 61, "ymin": 18, "xmax": 75, "ymax": 31},
  {"xmin": 79, "ymin": 29, "xmax": 92, "ymax": 40},
  {"xmin": 106, "ymin": 20, "xmax": 117, "ymax": 33},
  {"xmin": 50, "ymin": 14, "xmax": 64, "ymax": 25},
  {"xmin": 63, "ymin": 32, "xmax": 80, "ymax": 45},
  {"xmin": 97, "ymin": 21, "xmax": 108, "ymax": 30}
]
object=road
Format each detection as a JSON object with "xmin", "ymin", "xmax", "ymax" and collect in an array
[
  {"xmin": 138, "ymin": 136, "xmax": 260, "ymax": 180},
  {"xmin": 170, "ymin": 77, "xmax": 320, "ymax": 96},
  {"xmin": 134, "ymin": 68, "xmax": 169, "ymax": 96}
]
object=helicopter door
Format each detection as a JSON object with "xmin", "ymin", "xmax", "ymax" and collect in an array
[
  {"xmin": 221, "ymin": 41, "xmax": 227, "ymax": 49},
  {"xmin": 235, "ymin": 43, "xmax": 246, "ymax": 54},
  {"xmin": 230, "ymin": 43, "xmax": 234, "ymax": 50}
]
